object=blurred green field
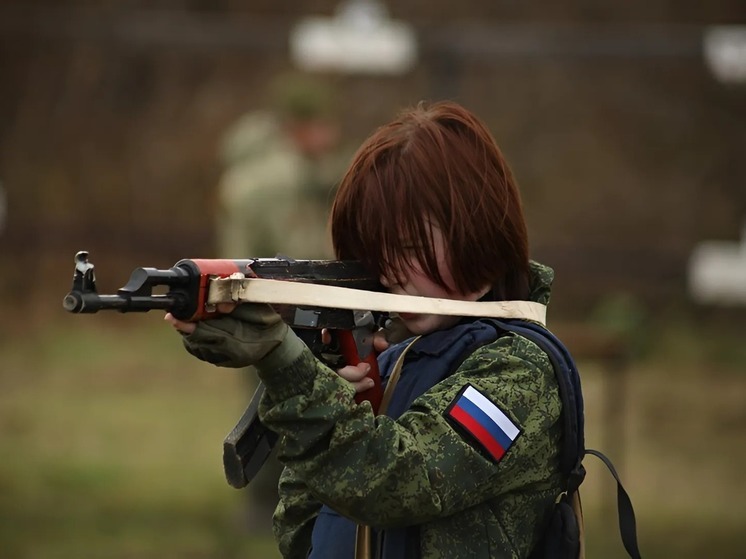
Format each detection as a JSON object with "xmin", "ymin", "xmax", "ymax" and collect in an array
[{"xmin": 1, "ymin": 311, "xmax": 745, "ymax": 558}]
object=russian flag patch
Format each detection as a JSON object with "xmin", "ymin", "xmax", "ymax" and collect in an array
[{"xmin": 445, "ymin": 384, "xmax": 521, "ymax": 463}]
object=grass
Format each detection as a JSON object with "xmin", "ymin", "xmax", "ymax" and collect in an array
[
  {"xmin": 1, "ymin": 310, "xmax": 745, "ymax": 558},
  {"xmin": 0, "ymin": 314, "xmax": 281, "ymax": 559}
]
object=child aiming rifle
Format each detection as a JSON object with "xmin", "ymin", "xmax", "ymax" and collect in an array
[{"xmin": 165, "ymin": 101, "xmax": 641, "ymax": 559}]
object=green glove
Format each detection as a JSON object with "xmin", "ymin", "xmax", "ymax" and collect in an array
[{"xmin": 182, "ymin": 303, "xmax": 305, "ymax": 370}]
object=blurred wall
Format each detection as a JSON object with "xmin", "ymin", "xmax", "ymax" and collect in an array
[{"xmin": 1, "ymin": 1, "xmax": 744, "ymax": 322}]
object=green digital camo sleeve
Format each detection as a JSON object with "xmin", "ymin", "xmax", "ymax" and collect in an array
[
  {"xmin": 273, "ymin": 466, "xmax": 322, "ymax": 559},
  {"xmin": 258, "ymin": 332, "xmax": 562, "ymax": 557}
]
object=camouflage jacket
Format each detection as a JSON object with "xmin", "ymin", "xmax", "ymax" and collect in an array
[{"xmin": 257, "ymin": 262, "xmax": 563, "ymax": 558}]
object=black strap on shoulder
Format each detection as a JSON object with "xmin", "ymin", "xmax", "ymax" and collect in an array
[{"xmin": 483, "ymin": 319, "xmax": 643, "ymax": 559}]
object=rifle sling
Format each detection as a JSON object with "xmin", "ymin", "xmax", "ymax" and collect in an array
[{"xmin": 208, "ymin": 277, "xmax": 547, "ymax": 326}]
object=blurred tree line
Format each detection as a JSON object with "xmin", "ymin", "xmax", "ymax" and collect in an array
[{"xmin": 0, "ymin": 0, "xmax": 744, "ymax": 323}]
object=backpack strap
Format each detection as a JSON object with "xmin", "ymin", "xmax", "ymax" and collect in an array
[
  {"xmin": 483, "ymin": 319, "xmax": 643, "ymax": 559},
  {"xmin": 485, "ymin": 319, "xmax": 585, "ymax": 487}
]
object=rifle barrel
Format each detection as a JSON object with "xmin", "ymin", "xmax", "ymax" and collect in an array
[{"xmin": 63, "ymin": 291, "xmax": 179, "ymax": 314}]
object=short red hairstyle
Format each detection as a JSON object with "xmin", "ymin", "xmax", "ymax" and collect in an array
[{"xmin": 331, "ymin": 101, "xmax": 530, "ymax": 301}]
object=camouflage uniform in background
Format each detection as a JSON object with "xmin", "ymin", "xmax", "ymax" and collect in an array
[
  {"xmin": 216, "ymin": 110, "xmax": 337, "ymax": 261},
  {"xmin": 215, "ymin": 75, "xmax": 345, "ymax": 528},
  {"xmin": 258, "ymin": 262, "xmax": 564, "ymax": 558}
]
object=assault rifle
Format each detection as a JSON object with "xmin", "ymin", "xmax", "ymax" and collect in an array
[{"xmin": 63, "ymin": 250, "xmax": 385, "ymax": 488}]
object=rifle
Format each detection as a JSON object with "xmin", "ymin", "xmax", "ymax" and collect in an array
[{"xmin": 63, "ymin": 250, "xmax": 385, "ymax": 488}]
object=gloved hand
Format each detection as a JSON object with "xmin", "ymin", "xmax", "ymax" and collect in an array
[{"xmin": 181, "ymin": 303, "xmax": 305, "ymax": 370}]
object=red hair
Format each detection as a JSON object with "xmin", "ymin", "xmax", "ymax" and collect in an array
[{"xmin": 331, "ymin": 101, "xmax": 529, "ymax": 300}]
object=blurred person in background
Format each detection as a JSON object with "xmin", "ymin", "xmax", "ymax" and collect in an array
[
  {"xmin": 216, "ymin": 72, "xmax": 343, "ymax": 260},
  {"xmin": 215, "ymin": 72, "xmax": 345, "ymax": 532}
]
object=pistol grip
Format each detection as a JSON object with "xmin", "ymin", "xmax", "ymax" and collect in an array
[{"xmin": 337, "ymin": 330, "xmax": 383, "ymax": 413}]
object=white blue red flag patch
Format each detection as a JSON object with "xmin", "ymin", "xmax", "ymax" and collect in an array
[{"xmin": 445, "ymin": 384, "xmax": 521, "ymax": 463}]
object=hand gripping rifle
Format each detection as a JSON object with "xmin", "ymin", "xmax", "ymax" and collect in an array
[{"xmin": 63, "ymin": 250, "xmax": 547, "ymax": 488}]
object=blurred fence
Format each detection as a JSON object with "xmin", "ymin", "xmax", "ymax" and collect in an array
[{"xmin": 1, "ymin": 3, "xmax": 745, "ymax": 321}]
